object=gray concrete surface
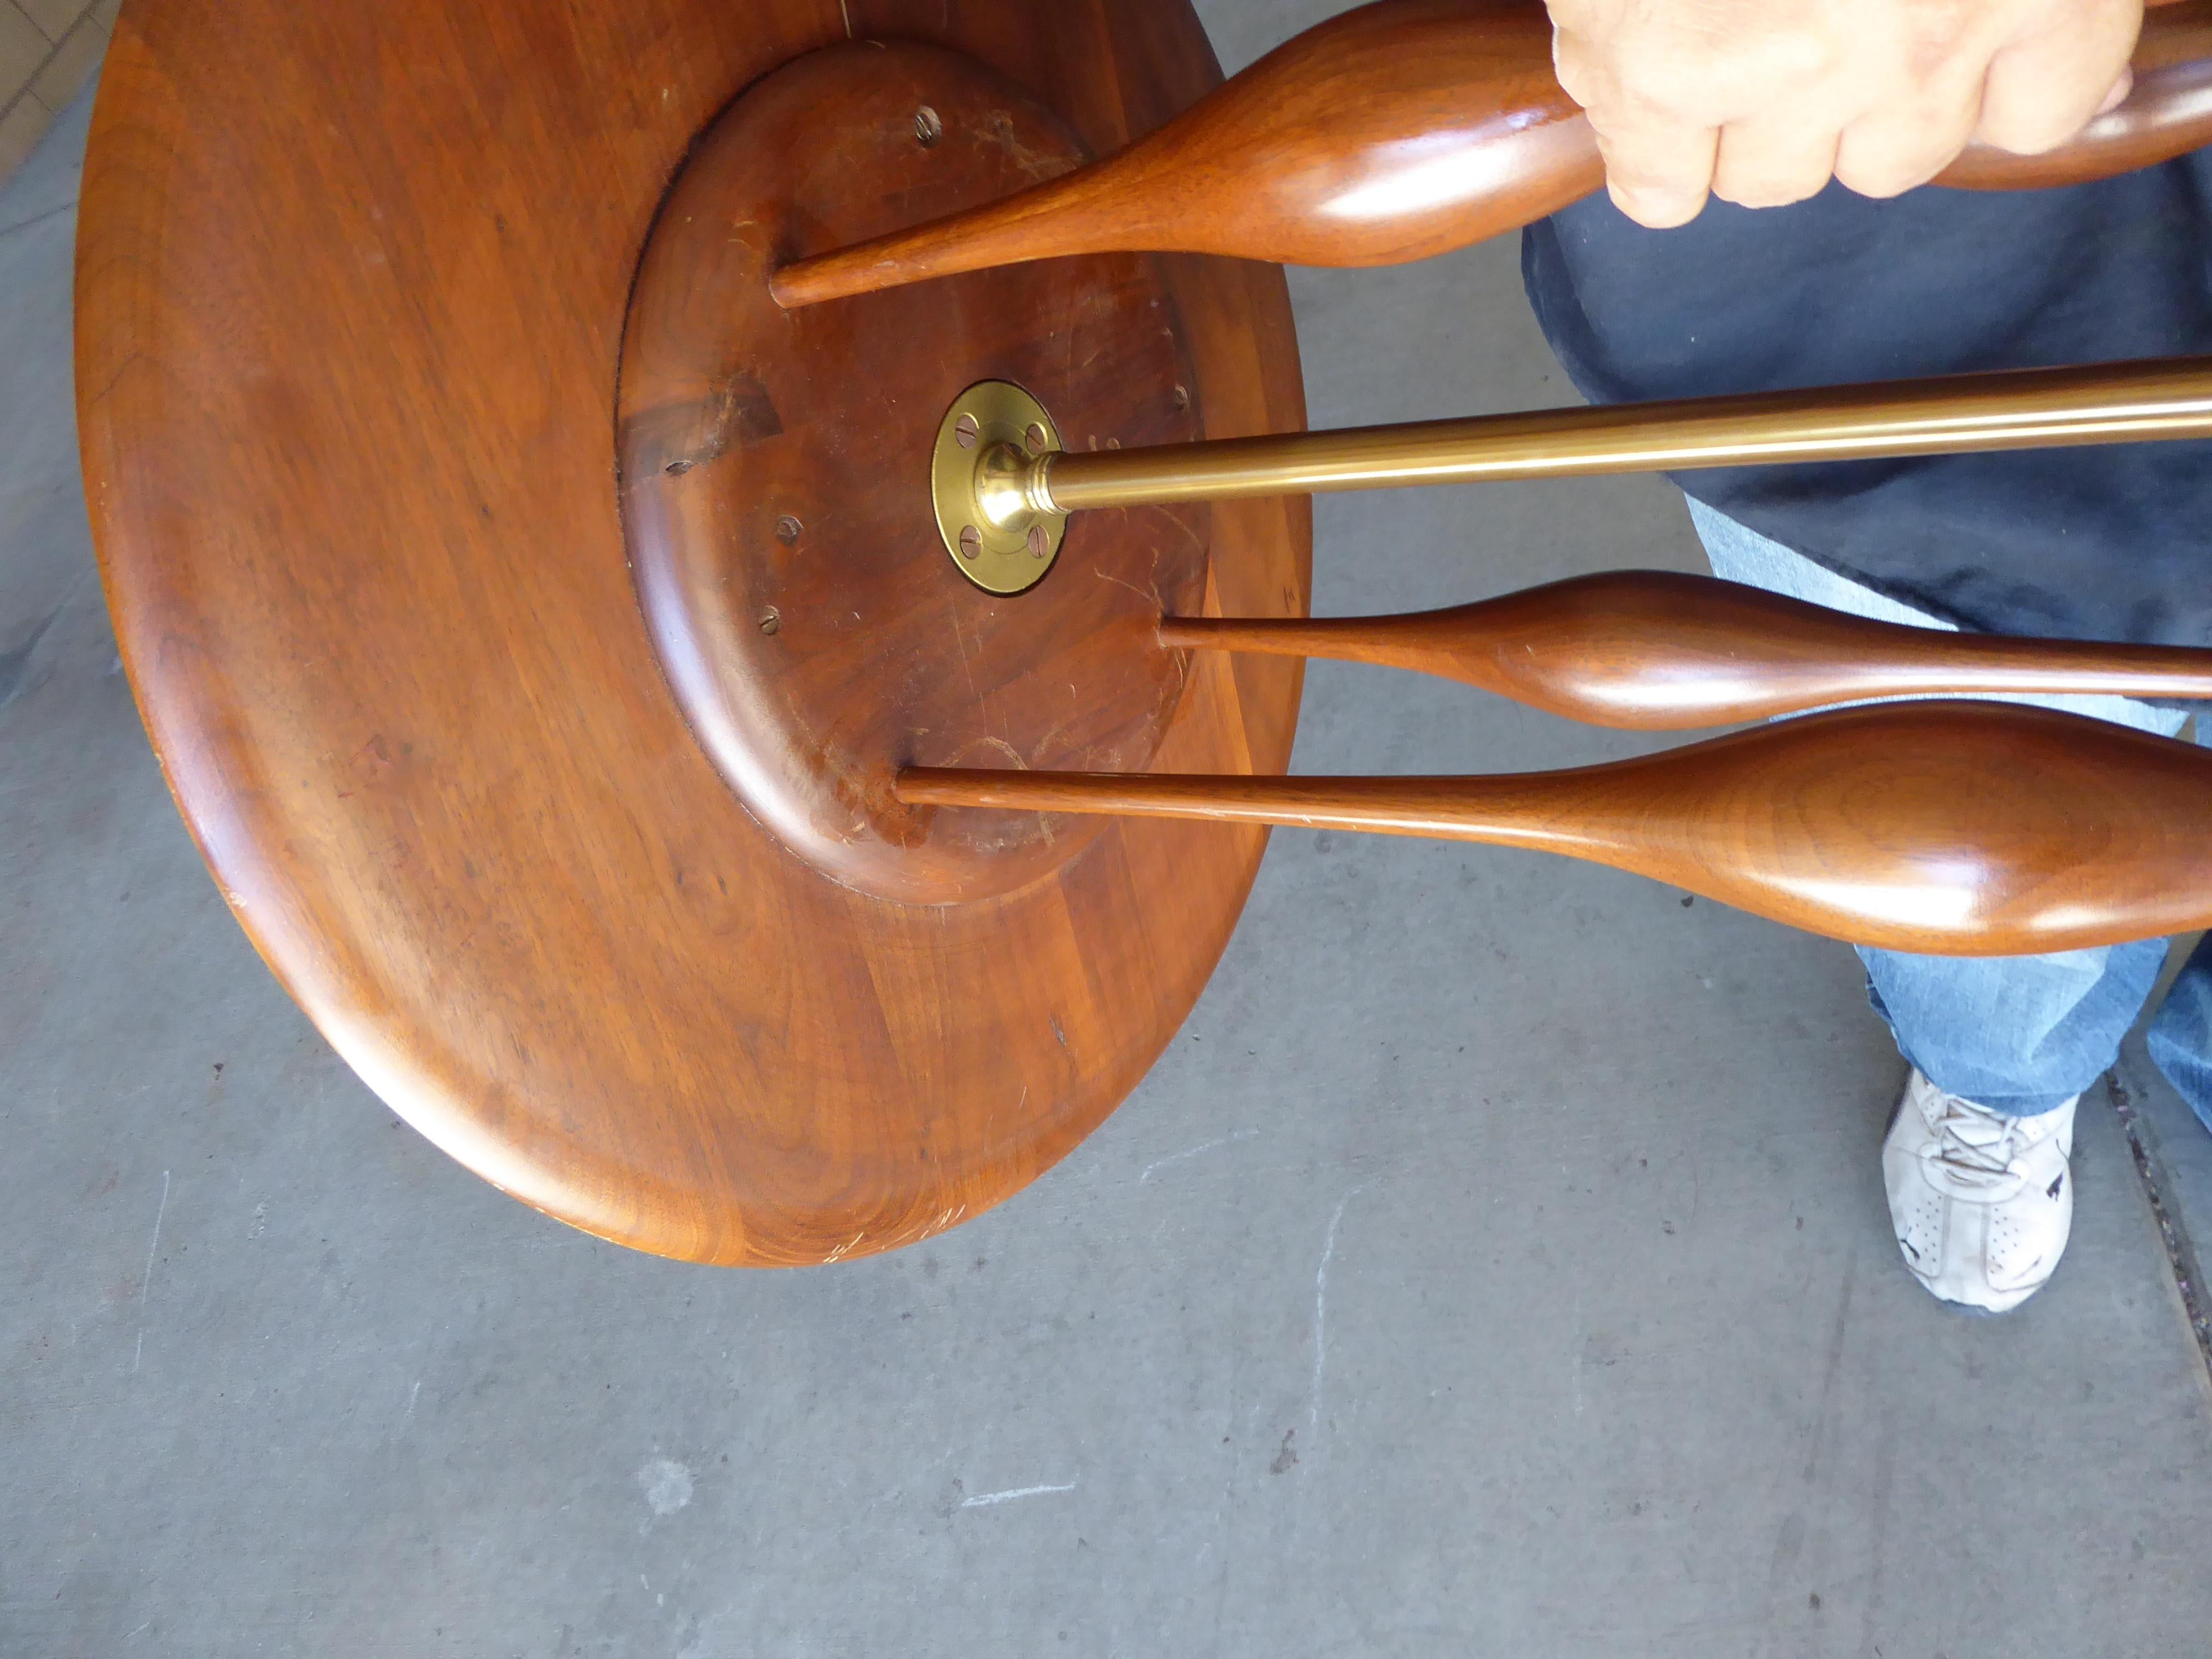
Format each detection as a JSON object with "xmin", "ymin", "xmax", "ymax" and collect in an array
[{"xmin": 7, "ymin": 15, "xmax": 2212, "ymax": 1655}]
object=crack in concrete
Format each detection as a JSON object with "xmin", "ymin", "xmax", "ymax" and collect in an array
[
  {"xmin": 0, "ymin": 604, "xmax": 62, "ymax": 711},
  {"xmin": 2107, "ymin": 1073, "xmax": 2212, "ymax": 1394}
]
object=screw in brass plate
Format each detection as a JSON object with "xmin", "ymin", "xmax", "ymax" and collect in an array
[
  {"xmin": 915, "ymin": 106, "xmax": 943, "ymax": 147},
  {"xmin": 958, "ymin": 525, "xmax": 983, "ymax": 560},
  {"xmin": 775, "ymin": 515, "xmax": 802, "ymax": 546},
  {"xmin": 1024, "ymin": 422, "xmax": 1049, "ymax": 456},
  {"xmin": 955, "ymin": 413, "xmax": 980, "ymax": 450},
  {"xmin": 1026, "ymin": 525, "xmax": 1049, "ymax": 559},
  {"xmin": 759, "ymin": 607, "xmax": 781, "ymax": 635}
]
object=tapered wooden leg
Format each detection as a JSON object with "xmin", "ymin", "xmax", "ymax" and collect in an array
[
  {"xmin": 1160, "ymin": 572, "xmax": 2212, "ymax": 729},
  {"xmin": 775, "ymin": 0, "xmax": 2212, "ymax": 306},
  {"xmin": 901, "ymin": 702, "xmax": 2212, "ymax": 956}
]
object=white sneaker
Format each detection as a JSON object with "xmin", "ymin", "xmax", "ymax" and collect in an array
[{"xmin": 1881, "ymin": 1069, "xmax": 2077, "ymax": 1313}]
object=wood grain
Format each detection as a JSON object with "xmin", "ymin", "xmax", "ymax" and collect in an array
[
  {"xmin": 774, "ymin": 0, "xmax": 2212, "ymax": 305},
  {"xmin": 900, "ymin": 702, "xmax": 2212, "ymax": 956},
  {"xmin": 1162, "ymin": 571, "xmax": 2212, "ymax": 729},
  {"xmin": 618, "ymin": 41, "xmax": 1214, "ymax": 904},
  {"xmin": 77, "ymin": 0, "xmax": 1310, "ymax": 1264}
]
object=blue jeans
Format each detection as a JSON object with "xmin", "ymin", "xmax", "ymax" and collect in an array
[{"xmin": 1687, "ymin": 499, "xmax": 2212, "ymax": 1129}]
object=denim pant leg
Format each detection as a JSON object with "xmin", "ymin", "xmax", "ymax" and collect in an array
[
  {"xmin": 1856, "ymin": 940, "xmax": 2171, "ymax": 1115},
  {"xmin": 2149, "ymin": 933, "xmax": 2212, "ymax": 1136},
  {"xmin": 1684, "ymin": 497, "xmax": 2195, "ymax": 1118}
]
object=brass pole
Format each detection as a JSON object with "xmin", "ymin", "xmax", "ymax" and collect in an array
[{"xmin": 995, "ymin": 358, "xmax": 2212, "ymax": 523}]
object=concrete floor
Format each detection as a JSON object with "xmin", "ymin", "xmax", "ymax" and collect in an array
[{"xmin": 8, "ymin": 12, "xmax": 2212, "ymax": 1654}]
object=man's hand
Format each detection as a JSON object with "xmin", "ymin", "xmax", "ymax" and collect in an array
[{"xmin": 1547, "ymin": 0, "xmax": 2145, "ymax": 227}]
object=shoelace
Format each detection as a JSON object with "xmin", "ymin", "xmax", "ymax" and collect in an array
[{"xmin": 1918, "ymin": 1095, "xmax": 2031, "ymax": 1202}]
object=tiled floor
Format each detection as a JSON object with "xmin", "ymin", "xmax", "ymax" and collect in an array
[
  {"xmin": 0, "ymin": 0, "xmax": 112, "ymax": 180},
  {"xmin": 7, "ymin": 13, "xmax": 2212, "ymax": 1656}
]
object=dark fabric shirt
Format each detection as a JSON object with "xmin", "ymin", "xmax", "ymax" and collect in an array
[{"xmin": 1520, "ymin": 148, "xmax": 2212, "ymax": 648}]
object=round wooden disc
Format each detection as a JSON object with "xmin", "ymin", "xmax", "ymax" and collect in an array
[
  {"xmin": 618, "ymin": 42, "xmax": 1211, "ymax": 905},
  {"xmin": 78, "ymin": 0, "xmax": 1310, "ymax": 1264}
]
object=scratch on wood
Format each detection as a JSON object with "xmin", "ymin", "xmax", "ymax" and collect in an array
[
  {"xmin": 978, "ymin": 111, "xmax": 1078, "ymax": 182},
  {"xmin": 1095, "ymin": 567, "xmax": 1157, "ymax": 607}
]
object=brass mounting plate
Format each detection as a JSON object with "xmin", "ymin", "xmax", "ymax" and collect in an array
[{"xmin": 931, "ymin": 380, "xmax": 1068, "ymax": 595}]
